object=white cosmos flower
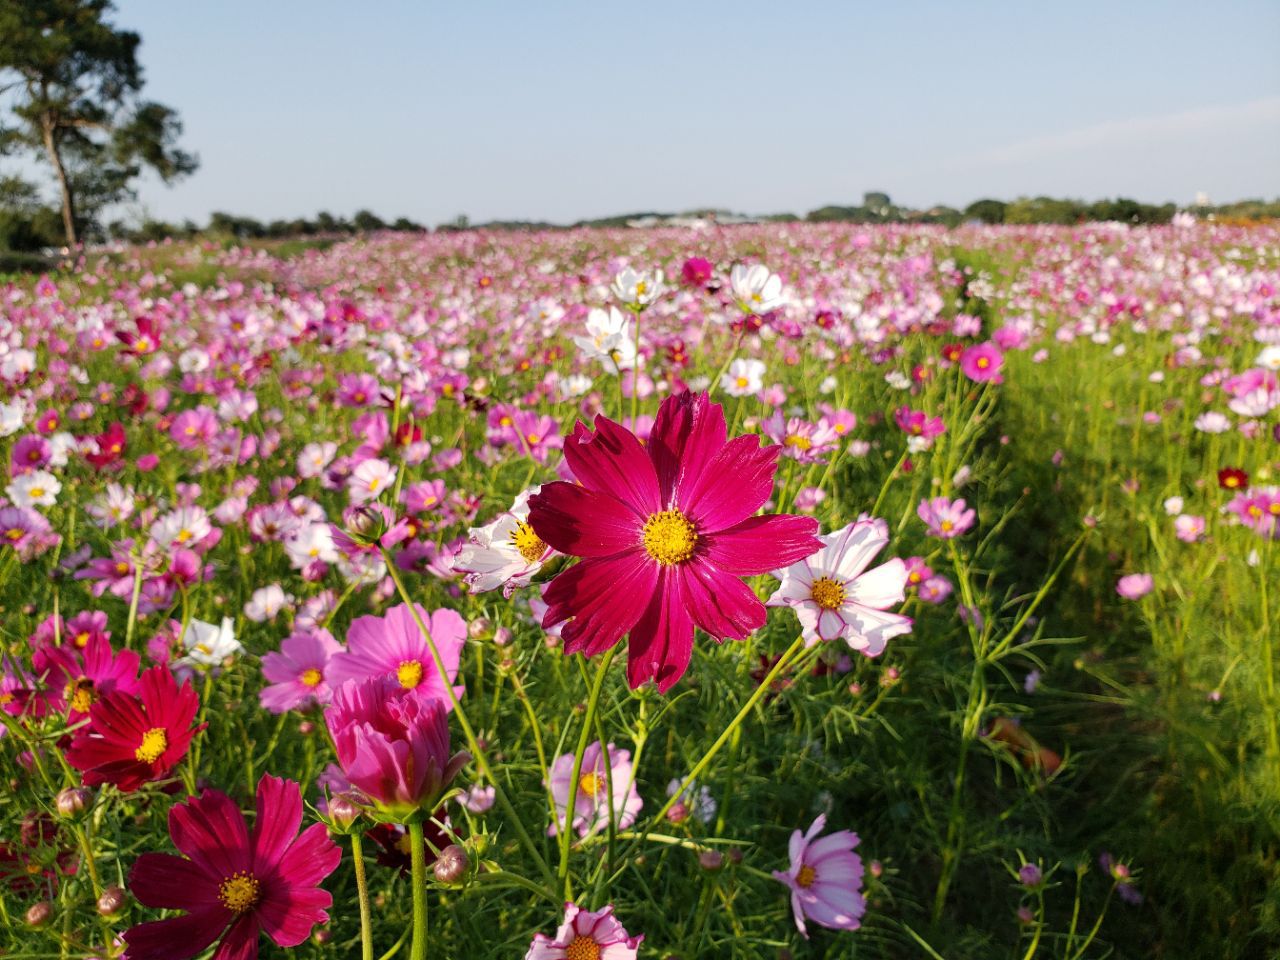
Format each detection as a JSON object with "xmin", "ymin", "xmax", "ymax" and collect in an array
[
  {"xmin": 1257, "ymin": 346, "xmax": 1280, "ymax": 372},
  {"xmin": 0, "ymin": 401, "xmax": 24, "ymax": 437},
  {"xmin": 244, "ymin": 584, "xmax": 293, "ymax": 623},
  {"xmin": 179, "ymin": 617, "xmax": 242, "ymax": 666},
  {"xmin": 767, "ymin": 517, "xmax": 913, "ymax": 653},
  {"xmin": 298, "ymin": 441, "xmax": 338, "ymax": 479},
  {"xmin": 610, "ymin": 267, "xmax": 665, "ymax": 308},
  {"xmin": 87, "ymin": 482, "xmax": 136, "ymax": 528},
  {"xmin": 347, "ymin": 458, "xmax": 396, "ymax": 504},
  {"xmin": 178, "ymin": 349, "xmax": 211, "ymax": 374},
  {"xmin": 1228, "ymin": 387, "xmax": 1279, "ymax": 418},
  {"xmin": 1194, "ymin": 411, "xmax": 1231, "ymax": 433},
  {"xmin": 721, "ymin": 358, "xmax": 765, "ymax": 397},
  {"xmin": 150, "ymin": 506, "xmax": 212, "ymax": 550},
  {"xmin": 453, "ymin": 487, "xmax": 553, "ymax": 597},
  {"xmin": 7, "ymin": 470, "xmax": 61, "ymax": 509},
  {"xmin": 730, "ymin": 264, "xmax": 786, "ymax": 314},
  {"xmin": 573, "ymin": 306, "xmax": 637, "ymax": 371},
  {"xmin": 285, "ymin": 523, "xmax": 339, "ymax": 569}
]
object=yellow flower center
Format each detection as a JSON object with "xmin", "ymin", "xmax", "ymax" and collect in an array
[
  {"xmin": 67, "ymin": 678, "xmax": 96, "ymax": 714},
  {"xmin": 5, "ymin": 528, "xmax": 22, "ymax": 541},
  {"xmin": 579, "ymin": 771, "xmax": 601, "ymax": 797},
  {"xmin": 175, "ymin": 529, "xmax": 192, "ymax": 543},
  {"xmin": 810, "ymin": 577, "xmax": 846, "ymax": 611},
  {"xmin": 74, "ymin": 632, "xmax": 90, "ymax": 648},
  {"xmin": 735, "ymin": 376, "xmax": 749, "ymax": 389},
  {"xmin": 642, "ymin": 510, "xmax": 697, "ymax": 566},
  {"xmin": 510, "ymin": 521, "xmax": 547, "ymax": 564},
  {"xmin": 135, "ymin": 727, "xmax": 168, "ymax": 763},
  {"xmin": 784, "ymin": 434, "xmax": 812, "ymax": 451},
  {"xmin": 218, "ymin": 871, "xmax": 260, "ymax": 913},
  {"xmin": 635, "ymin": 281, "xmax": 647, "ymax": 297},
  {"xmin": 368, "ymin": 477, "xmax": 381, "ymax": 492},
  {"xmin": 566, "ymin": 936, "xmax": 601, "ymax": 960},
  {"xmin": 1248, "ymin": 506, "xmax": 1262, "ymax": 519},
  {"xmin": 115, "ymin": 561, "xmax": 130, "ymax": 575},
  {"xmin": 29, "ymin": 487, "xmax": 45, "ymax": 499},
  {"xmin": 939, "ymin": 519, "xmax": 954, "ymax": 532},
  {"xmin": 525, "ymin": 433, "xmax": 541, "ymax": 445},
  {"xmin": 300, "ymin": 668, "xmax": 323, "ymax": 687},
  {"xmin": 976, "ymin": 356, "xmax": 990, "ymax": 369},
  {"xmin": 135, "ymin": 338, "xmax": 151, "ymax": 352},
  {"xmin": 796, "ymin": 864, "xmax": 817, "ymax": 888},
  {"xmin": 397, "ymin": 660, "xmax": 424, "ymax": 689}
]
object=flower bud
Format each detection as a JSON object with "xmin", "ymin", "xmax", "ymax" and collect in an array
[
  {"xmin": 25, "ymin": 901, "xmax": 53, "ymax": 927},
  {"xmin": 468, "ymin": 618, "xmax": 490, "ymax": 639},
  {"xmin": 1018, "ymin": 863, "xmax": 1042, "ymax": 887},
  {"xmin": 97, "ymin": 885, "xmax": 127, "ymax": 916},
  {"xmin": 697, "ymin": 850, "xmax": 724, "ymax": 872},
  {"xmin": 433, "ymin": 844, "xmax": 469, "ymax": 884},
  {"xmin": 666, "ymin": 801, "xmax": 690, "ymax": 825},
  {"xmin": 327, "ymin": 795, "xmax": 363, "ymax": 832},
  {"xmin": 56, "ymin": 786, "xmax": 92, "ymax": 818}
]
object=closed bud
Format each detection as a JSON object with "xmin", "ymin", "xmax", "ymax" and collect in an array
[
  {"xmin": 97, "ymin": 885, "xmax": 127, "ymax": 916},
  {"xmin": 468, "ymin": 618, "xmax": 490, "ymax": 639},
  {"xmin": 298, "ymin": 720, "xmax": 315, "ymax": 736},
  {"xmin": 56, "ymin": 786, "xmax": 92, "ymax": 818},
  {"xmin": 433, "ymin": 844, "xmax": 469, "ymax": 884},
  {"xmin": 25, "ymin": 901, "xmax": 53, "ymax": 927},
  {"xmin": 697, "ymin": 850, "xmax": 724, "ymax": 872},
  {"xmin": 313, "ymin": 926, "xmax": 333, "ymax": 945},
  {"xmin": 327, "ymin": 795, "xmax": 362, "ymax": 832},
  {"xmin": 666, "ymin": 801, "xmax": 690, "ymax": 825}
]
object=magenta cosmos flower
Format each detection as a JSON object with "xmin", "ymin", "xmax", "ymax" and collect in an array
[
  {"xmin": 258, "ymin": 628, "xmax": 343, "ymax": 714},
  {"xmin": 917, "ymin": 496, "xmax": 976, "ymax": 539},
  {"xmin": 767, "ymin": 518, "xmax": 912, "ymax": 654},
  {"xmin": 773, "ymin": 813, "xmax": 865, "ymax": 938},
  {"xmin": 959, "ymin": 342, "xmax": 1004, "ymax": 383},
  {"xmin": 525, "ymin": 902, "xmax": 643, "ymax": 960},
  {"xmin": 124, "ymin": 774, "xmax": 340, "ymax": 960},
  {"xmin": 325, "ymin": 603, "xmax": 465, "ymax": 702},
  {"xmin": 325, "ymin": 676, "xmax": 469, "ymax": 820},
  {"xmin": 528, "ymin": 392, "xmax": 821, "ymax": 691}
]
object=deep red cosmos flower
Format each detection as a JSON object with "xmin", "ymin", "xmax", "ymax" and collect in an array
[
  {"xmin": 85, "ymin": 421, "xmax": 127, "ymax": 470},
  {"xmin": 64, "ymin": 665, "xmax": 202, "ymax": 791},
  {"xmin": 124, "ymin": 774, "xmax": 340, "ymax": 960},
  {"xmin": 528, "ymin": 391, "xmax": 821, "ymax": 691},
  {"xmin": 1218, "ymin": 467, "xmax": 1248, "ymax": 490}
]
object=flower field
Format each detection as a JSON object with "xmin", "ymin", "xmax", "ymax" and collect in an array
[{"xmin": 1, "ymin": 220, "xmax": 1278, "ymax": 959}]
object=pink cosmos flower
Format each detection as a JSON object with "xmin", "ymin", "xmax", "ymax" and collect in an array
[
  {"xmin": 528, "ymin": 391, "xmax": 821, "ymax": 692},
  {"xmin": 325, "ymin": 603, "xmax": 465, "ymax": 701},
  {"xmin": 324, "ymin": 676, "xmax": 469, "ymax": 820},
  {"xmin": 773, "ymin": 813, "xmax": 865, "ymax": 938},
  {"xmin": 1116, "ymin": 573, "xmax": 1154, "ymax": 600},
  {"xmin": 525, "ymin": 903, "xmax": 643, "ymax": 960},
  {"xmin": 1174, "ymin": 514, "xmax": 1206, "ymax": 543},
  {"xmin": 918, "ymin": 575, "xmax": 953, "ymax": 604},
  {"xmin": 259, "ymin": 629, "xmax": 343, "ymax": 713},
  {"xmin": 123, "ymin": 775, "xmax": 340, "ymax": 960},
  {"xmin": 169, "ymin": 407, "xmax": 219, "ymax": 450},
  {"xmin": 32, "ymin": 634, "xmax": 141, "ymax": 719},
  {"xmin": 959, "ymin": 342, "xmax": 1004, "ymax": 383},
  {"xmin": 546, "ymin": 741, "xmax": 642, "ymax": 839},
  {"xmin": 893, "ymin": 407, "xmax": 946, "ymax": 440},
  {"xmin": 767, "ymin": 518, "xmax": 912, "ymax": 654},
  {"xmin": 917, "ymin": 497, "xmax": 976, "ymax": 539}
]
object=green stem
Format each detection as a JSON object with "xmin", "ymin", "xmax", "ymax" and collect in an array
[
  {"xmin": 407, "ymin": 821, "xmax": 428, "ymax": 960},
  {"xmin": 351, "ymin": 833, "xmax": 375, "ymax": 960},
  {"xmin": 559, "ymin": 648, "xmax": 617, "ymax": 899}
]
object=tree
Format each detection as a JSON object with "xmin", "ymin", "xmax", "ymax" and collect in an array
[
  {"xmin": 964, "ymin": 199, "xmax": 1007, "ymax": 224},
  {"xmin": 0, "ymin": 0, "xmax": 198, "ymax": 245}
]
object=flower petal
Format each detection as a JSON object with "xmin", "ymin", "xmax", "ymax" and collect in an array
[
  {"xmin": 647, "ymin": 391, "xmax": 728, "ymax": 505},
  {"xmin": 845, "ymin": 558, "xmax": 908, "ymax": 610},
  {"xmin": 563, "ymin": 417, "xmax": 660, "ymax": 513},
  {"xmin": 250, "ymin": 775, "xmax": 302, "ymax": 873},
  {"xmin": 528, "ymin": 481, "xmax": 643, "ymax": 557},
  {"xmin": 679, "ymin": 560, "xmax": 766, "ymax": 641},
  {"xmin": 544, "ymin": 552, "xmax": 658, "ymax": 659},
  {"xmin": 128, "ymin": 852, "xmax": 222, "ymax": 911},
  {"xmin": 702, "ymin": 515, "xmax": 820, "ymax": 576},
  {"xmin": 625, "ymin": 567, "xmax": 695, "ymax": 692},
  {"xmin": 677, "ymin": 435, "xmax": 780, "ymax": 532},
  {"xmin": 123, "ymin": 910, "xmax": 227, "ymax": 960},
  {"xmin": 169, "ymin": 789, "xmax": 252, "ymax": 880}
]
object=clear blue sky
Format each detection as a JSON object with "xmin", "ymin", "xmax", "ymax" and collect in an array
[{"xmin": 95, "ymin": 0, "xmax": 1280, "ymax": 225}]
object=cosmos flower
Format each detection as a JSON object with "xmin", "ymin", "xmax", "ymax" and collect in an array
[
  {"xmin": 123, "ymin": 774, "xmax": 340, "ymax": 960},
  {"xmin": 65, "ymin": 665, "xmax": 202, "ymax": 791},
  {"xmin": 773, "ymin": 813, "xmax": 865, "ymax": 938},
  {"xmin": 259, "ymin": 629, "xmax": 343, "ymax": 713},
  {"xmin": 610, "ymin": 267, "xmax": 665, "ymax": 308},
  {"xmin": 525, "ymin": 903, "xmax": 643, "ymax": 960},
  {"xmin": 453, "ymin": 487, "xmax": 555, "ymax": 596},
  {"xmin": 546, "ymin": 741, "xmax": 643, "ymax": 839},
  {"xmin": 730, "ymin": 263, "xmax": 786, "ymax": 314},
  {"xmin": 6, "ymin": 470, "xmax": 61, "ymax": 509},
  {"xmin": 1116, "ymin": 573, "xmax": 1154, "ymax": 600},
  {"xmin": 178, "ymin": 617, "xmax": 243, "ymax": 667},
  {"xmin": 959, "ymin": 342, "xmax": 1004, "ymax": 383},
  {"xmin": 574, "ymin": 307, "xmax": 637, "ymax": 371},
  {"xmin": 917, "ymin": 497, "xmax": 976, "ymax": 539},
  {"xmin": 33, "ymin": 634, "xmax": 141, "ymax": 719},
  {"xmin": 347, "ymin": 458, "xmax": 397, "ymax": 504},
  {"xmin": 767, "ymin": 518, "xmax": 912, "ymax": 654},
  {"xmin": 325, "ymin": 676, "xmax": 469, "ymax": 820},
  {"xmin": 325, "ymin": 603, "xmax": 466, "ymax": 701},
  {"xmin": 528, "ymin": 391, "xmax": 820, "ymax": 691},
  {"xmin": 720, "ymin": 358, "xmax": 765, "ymax": 397}
]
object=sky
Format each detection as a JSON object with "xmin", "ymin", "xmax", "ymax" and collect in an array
[{"xmin": 28, "ymin": 0, "xmax": 1280, "ymax": 226}]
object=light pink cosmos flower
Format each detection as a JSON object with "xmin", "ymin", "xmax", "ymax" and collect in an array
[
  {"xmin": 1116, "ymin": 573, "xmax": 1154, "ymax": 600},
  {"xmin": 326, "ymin": 603, "xmax": 465, "ymax": 702},
  {"xmin": 917, "ymin": 497, "xmax": 976, "ymax": 538},
  {"xmin": 1174, "ymin": 514, "xmax": 1206, "ymax": 543},
  {"xmin": 773, "ymin": 813, "xmax": 865, "ymax": 938},
  {"xmin": 767, "ymin": 518, "xmax": 912, "ymax": 654},
  {"xmin": 546, "ymin": 741, "xmax": 642, "ymax": 839},
  {"xmin": 525, "ymin": 903, "xmax": 643, "ymax": 960},
  {"xmin": 259, "ymin": 629, "xmax": 343, "ymax": 714},
  {"xmin": 347, "ymin": 458, "xmax": 397, "ymax": 504}
]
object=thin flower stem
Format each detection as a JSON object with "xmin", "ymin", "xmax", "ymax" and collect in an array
[
  {"xmin": 407, "ymin": 820, "xmax": 428, "ymax": 960},
  {"xmin": 350, "ymin": 832, "xmax": 375, "ymax": 960},
  {"xmin": 610, "ymin": 635, "xmax": 806, "ymax": 883},
  {"xmin": 123, "ymin": 555, "xmax": 144, "ymax": 649},
  {"xmin": 380, "ymin": 553, "xmax": 557, "ymax": 888},
  {"xmin": 559, "ymin": 647, "xmax": 617, "ymax": 899}
]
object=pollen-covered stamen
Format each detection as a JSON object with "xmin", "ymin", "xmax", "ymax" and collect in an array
[
  {"xmin": 642, "ymin": 510, "xmax": 697, "ymax": 566},
  {"xmin": 218, "ymin": 871, "xmax": 261, "ymax": 913},
  {"xmin": 796, "ymin": 864, "xmax": 817, "ymax": 888},
  {"xmin": 135, "ymin": 727, "xmax": 168, "ymax": 763},
  {"xmin": 784, "ymin": 434, "xmax": 812, "ymax": 451},
  {"xmin": 396, "ymin": 659, "xmax": 424, "ymax": 690},
  {"xmin": 809, "ymin": 577, "xmax": 846, "ymax": 610},
  {"xmin": 566, "ymin": 936, "xmax": 601, "ymax": 960},
  {"xmin": 578, "ymin": 771, "xmax": 601, "ymax": 797},
  {"xmin": 300, "ymin": 668, "xmax": 323, "ymax": 688},
  {"xmin": 510, "ymin": 521, "xmax": 547, "ymax": 564},
  {"xmin": 67, "ymin": 678, "xmax": 96, "ymax": 714}
]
